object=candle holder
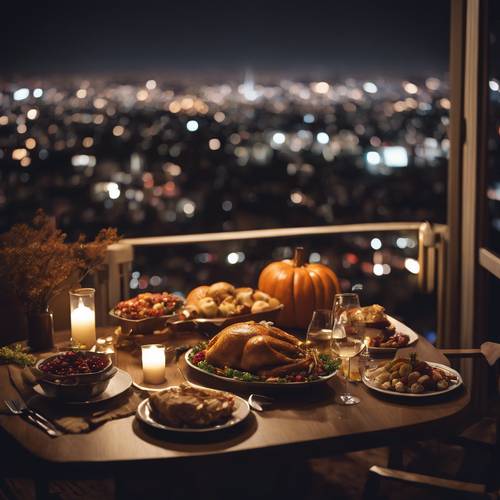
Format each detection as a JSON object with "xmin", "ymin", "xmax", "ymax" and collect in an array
[
  {"xmin": 141, "ymin": 344, "xmax": 166, "ymax": 385},
  {"xmin": 69, "ymin": 288, "xmax": 96, "ymax": 350}
]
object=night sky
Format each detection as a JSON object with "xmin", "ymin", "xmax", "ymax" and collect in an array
[{"xmin": 1, "ymin": 0, "xmax": 450, "ymax": 77}]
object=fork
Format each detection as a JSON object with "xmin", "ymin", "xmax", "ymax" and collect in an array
[{"xmin": 4, "ymin": 399, "xmax": 62, "ymax": 437}]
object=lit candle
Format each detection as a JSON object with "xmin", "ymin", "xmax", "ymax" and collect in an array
[
  {"xmin": 71, "ymin": 298, "xmax": 96, "ymax": 349},
  {"xmin": 141, "ymin": 344, "xmax": 166, "ymax": 384}
]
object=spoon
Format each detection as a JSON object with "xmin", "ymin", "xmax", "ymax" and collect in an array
[{"xmin": 248, "ymin": 393, "xmax": 274, "ymax": 412}]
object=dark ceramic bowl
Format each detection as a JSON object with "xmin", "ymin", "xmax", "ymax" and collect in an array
[
  {"xmin": 34, "ymin": 351, "xmax": 113, "ymax": 384},
  {"xmin": 38, "ymin": 366, "xmax": 117, "ymax": 401}
]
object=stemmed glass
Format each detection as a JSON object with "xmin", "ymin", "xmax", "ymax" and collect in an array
[
  {"xmin": 306, "ymin": 309, "xmax": 333, "ymax": 355},
  {"xmin": 331, "ymin": 293, "xmax": 363, "ymax": 405}
]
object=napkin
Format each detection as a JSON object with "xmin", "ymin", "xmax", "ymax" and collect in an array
[
  {"xmin": 2, "ymin": 365, "xmax": 147, "ymax": 434},
  {"xmin": 480, "ymin": 342, "xmax": 500, "ymax": 367}
]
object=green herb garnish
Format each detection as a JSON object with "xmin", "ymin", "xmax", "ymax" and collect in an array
[
  {"xmin": 319, "ymin": 353, "xmax": 341, "ymax": 374},
  {"xmin": 0, "ymin": 344, "xmax": 36, "ymax": 367},
  {"xmin": 196, "ymin": 360, "xmax": 215, "ymax": 373}
]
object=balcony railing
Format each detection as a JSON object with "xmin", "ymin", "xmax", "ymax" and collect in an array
[{"xmin": 101, "ymin": 221, "xmax": 448, "ymax": 342}]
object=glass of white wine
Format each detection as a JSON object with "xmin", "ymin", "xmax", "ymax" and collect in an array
[
  {"xmin": 306, "ymin": 309, "xmax": 333, "ymax": 355},
  {"xmin": 332, "ymin": 293, "xmax": 363, "ymax": 405}
]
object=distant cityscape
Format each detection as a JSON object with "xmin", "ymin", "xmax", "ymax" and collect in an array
[{"xmin": 0, "ymin": 74, "xmax": 451, "ymax": 339}]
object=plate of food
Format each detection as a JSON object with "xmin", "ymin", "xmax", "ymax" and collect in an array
[
  {"xmin": 362, "ymin": 353, "xmax": 462, "ymax": 397},
  {"xmin": 170, "ymin": 282, "xmax": 283, "ymax": 332},
  {"xmin": 348, "ymin": 305, "xmax": 418, "ymax": 353},
  {"xmin": 185, "ymin": 321, "xmax": 340, "ymax": 389},
  {"xmin": 136, "ymin": 384, "xmax": 250, "ymax": 433},
  {"xmin": 110, "ymin": 292, "xmax": 184, "ymax": 334}
]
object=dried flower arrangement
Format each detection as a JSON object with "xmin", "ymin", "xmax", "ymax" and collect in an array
[{"xmin": 0, "ymin": 210, "xmax": 119, "ymax": 314}]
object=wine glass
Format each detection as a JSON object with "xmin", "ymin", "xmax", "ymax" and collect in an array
[
  {"xmin": 306, "ymin": 309, "xmax": 333, "ymax": 355},
  {"xmin": 331, "ymin": 293, "xmax": 363, "ymax": 405}
]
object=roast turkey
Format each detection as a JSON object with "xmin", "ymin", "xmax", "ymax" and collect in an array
[{"xmin": 205, "ymin": 321, "xmax": 311, "ymax": 377}]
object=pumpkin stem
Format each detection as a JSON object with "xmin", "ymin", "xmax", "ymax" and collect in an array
[{"xmin": 293, "ymin": 247, "xmax": 306, "ymax": 267}]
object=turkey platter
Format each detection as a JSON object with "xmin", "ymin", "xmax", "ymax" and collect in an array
[{"xmin": 187, "ymin": 321, "xmax": 339, "ymax": 384}]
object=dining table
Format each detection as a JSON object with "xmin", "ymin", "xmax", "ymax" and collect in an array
[{"xmin": 0, "ymin": 326, "xmax": 471, "ymax": 497}]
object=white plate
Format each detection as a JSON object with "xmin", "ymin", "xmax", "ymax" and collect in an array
[
  {"xmin": 363, "ymin": 361, "xmax": 463, "ymax": 398},
  {"xmin": 366, "ymin": 315, "xmax": 419, "ymax": 354},
  {"xmin": 33, "ymin": 368, "xmax": 133, "ymax": 405},
  {"xmin": 185, "ymin": 348, "xmax": 337, "ymax": 389},
  {"xmin": 136, "ymin": 386, "xmax": 250, "ymax": 433}
]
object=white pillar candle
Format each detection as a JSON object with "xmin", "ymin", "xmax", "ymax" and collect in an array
[
  {"xmin": 141, "ymin": 344, "xmax": 166, "ymax": 384},
  {"xmin": 71, "ymin": 298, "xmax": 96, "ymax": 349}
]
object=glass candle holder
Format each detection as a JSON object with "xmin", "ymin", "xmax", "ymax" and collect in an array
[
  {"xmin": 141, "ymin": 344, "xmax": 166, "ymax": 384},
  {"xmin": 69, "ymin": 288, "xmax": 96, "ymax": 350}
]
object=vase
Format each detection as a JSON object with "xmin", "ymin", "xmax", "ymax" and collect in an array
[{"xmin": 27, "ymin": 310, "xmax": 54, "ymax": 352}]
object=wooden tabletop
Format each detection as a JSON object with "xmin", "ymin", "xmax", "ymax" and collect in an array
[{"xmin": 0, "ymin": 327, "xmax": 471, "ymax": 476}]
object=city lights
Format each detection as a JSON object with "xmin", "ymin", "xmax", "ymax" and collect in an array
[
  {"xmin": 13, "ymin": 88, "xmax": 29, "ymax": 101},
  {"xmin": 0, "ymin": 74, "xmax": 450, "ymax": 305},
  {"xmin": 403, "ymin": 81, "xmax": 418, "ymax": 94},
  {"xmin": 312, "ymin": 81, "xmax": 330, "ymax": 94},
  {"xmin": 363, "ymin": 82, "xmax": 378, "ymax": 93},
  {"xmin": 316, "ymin": 132, "xmax": 329, "ymax": 144},
  {"xmin": 489, "ymin": 80, "xmax": 499, "ymax": 92},
  {"xmin": 272, "ymin": 132, "xmax": 286, "ymax": 145},
  {"xmin": 383, "ymin": 146, "xmax": 408, "ymax": 167},
  {"xmin": 186, "ymin": 120, "xmax": 199, "ymax": 132},
  {"xmin": 33, "ymin": 88, "xmax": 43, "ymax": 98},
  {"xmin": 227, "ymin": 252, "xmax": 245, "ymax": 264},
  {"xmin": 396, "ymin": 237, "xmax": 408, "ymax": 249},
  {"xmin": 222, "ymin": 200, "xmax": 233, "ymax": 211},
  {"xmin": 309, "ymin": 252, "xmax": 321, "ymax": 263},
  {"xmin": 405, "ymin": 258, "xmax": 420, "ymax": 274},
  {"xmin": 366, "ymin": 151, "xmax": 381, "ymax": 165},
  {"xmin": 12, "ymin": 148, "xmax": 28, "ymax": 160},
  {"xmin": 25, "ymin": 138, "xmax": 36, "ymax": 149},
  {"xmin": 112, "ymin": 125, "xmax": 125, "ymax": 137},
  {"xmin": 106, "ymin": 182, "xmax": 120, "ymax": 200},
  {"xmin": 208, "ymin": 138, "xmax": 221, "ymax": 150}
]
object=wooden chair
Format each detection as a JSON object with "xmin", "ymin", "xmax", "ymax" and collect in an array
[{"xmin": 364, "ymin": 343, "xmax": 500, "ymax": 499}]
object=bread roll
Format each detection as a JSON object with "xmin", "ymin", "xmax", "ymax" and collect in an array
[
  {"xmin": 253, "ymin": 290, "xmax": 271, "ymax": 302},
  {"xmin": 207, "ymin": 282, "xmax": 235, "ymax": 303},
  {"xmin": 198, "ymin": 297, "xmax": 219, "ymax": 318},
  {"xmin": 186, "ymin": 285, "xmax": 209, "ymax": 305},
  {"xmin": 251, "ymin": 300, "xmax": 270, "ymax": 314},
  {"xmin": 267, "ymin": 297, "xmax": 280, "ymax": 308},
  {"xmin": 219, "ymin": 298, "xmax": 237, "ymax": 317},
  {"xmin": 236, "ymin": 289, "xmax": 254, "ymax": 308}
]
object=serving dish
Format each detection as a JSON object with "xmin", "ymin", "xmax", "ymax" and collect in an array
[
  {"xmin": 366, "ymin": 315, "xmax": 419, "ymax": 354},
  {"xmin": 109, "ymin": 310, "xmax": 179, "ymax": 335},
  {"xmin": 33, "ymin": 351, "xmax": 117, "ymax": 402},
  {"xmin": 34, "ymin": 351, "xmax": 113, "ymax": 380},
  {"xmin": 110, "ymin": 292, "xmax": 184, "ymax": 334},
  {"xmin": 363, "ymin": 361, "xmax": 462, "ymax": 398},
  {"xmin": 169, "ymin": 304, "xmax": 284, "ymax": 332},
  {"xmin": 136, "ymin": 386, "xmax": 250, "ymax": 433},
  {"xmin": 33, "ymin": 368, "xmax": 132, "ymax": 404},
  {"xmin": 185, "ymin": 347, "xmax": 338, "ymax": 390}
]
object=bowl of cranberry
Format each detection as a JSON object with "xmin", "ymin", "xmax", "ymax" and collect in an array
[
  {"xmin": 34, "ymin": 351, "xmax": 116, "ymax": 401},
  {"xmin": 109, "ymin": 292, "xmax": 184, "ymax": 335}
]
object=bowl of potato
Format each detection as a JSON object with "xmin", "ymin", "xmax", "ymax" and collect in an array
[{"xmin": 171, "ymin": 282, "xmax": 283, "ymax": 331}]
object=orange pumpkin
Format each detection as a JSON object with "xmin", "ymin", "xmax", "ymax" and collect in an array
[{"xmin": 258, "ymin": 247, "xmax": 340, "ymax": 329}]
